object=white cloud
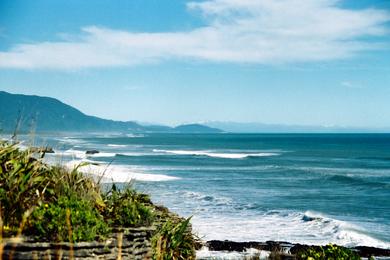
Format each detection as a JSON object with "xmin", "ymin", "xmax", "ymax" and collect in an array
[
  {"xmin": 0, "ymin": 0, "xmax": 389, "ymax": 69},
  {"xmin": 341, "ymin": 81, "xmax": 364, "ymax": 89}
]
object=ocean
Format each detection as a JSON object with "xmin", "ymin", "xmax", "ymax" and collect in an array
[{"xmin": 14, "ymin": 133, "xmax": 390, "ymax": 249}]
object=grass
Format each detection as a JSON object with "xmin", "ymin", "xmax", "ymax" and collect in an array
[{"xmin": 0, "ymin": 140, "xmax": 196, "ymax": 258}]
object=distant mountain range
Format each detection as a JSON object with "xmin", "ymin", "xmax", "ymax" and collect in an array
[
  {"xmin": 205, "ymin": 121, "xmax": 390, "ymax": 133},
  {"xmin": 1, "ymin": 91, "xmax": 386, "ymax": 134},
  {"xmin": 0, "ymin": 91, "xmax": 222, "ymax": 133}
]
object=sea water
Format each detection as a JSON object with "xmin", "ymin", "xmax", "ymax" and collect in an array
[{"xmin": 13, "ymin": 133, "xmax": 390, "ymax": 249}]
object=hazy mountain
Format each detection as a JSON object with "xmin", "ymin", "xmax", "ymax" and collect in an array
[
  {"xmin": 206, "ymin": 121, "xmax": 389, "ymax": 133},
  {"xmin": 0, "ymin": 91, "xmax": 221, "ymax": 133},
  {"xmin": 173, "ymin": 124, "xmax": 222, "ymax": 133}
]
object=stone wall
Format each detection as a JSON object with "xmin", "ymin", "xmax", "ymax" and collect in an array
[
  {"xmin": 1, "ymin": 205, "xmax": 198, "ymax": 260},
  {"xmin": 1, "ymin": 202, "xmax": 198, "ymax": 260},
  {"xmin": 2, "ymin": 227, "xmax": 154, "ymax": 259}
]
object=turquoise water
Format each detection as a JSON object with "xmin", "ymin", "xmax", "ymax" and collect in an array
[{"xmin": 25, "ymin": 133, "xmax": 390, "ymax": 248}]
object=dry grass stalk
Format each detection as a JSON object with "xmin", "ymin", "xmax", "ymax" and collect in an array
[
  {"xmin": 117, "ymin": 232, "xmax": 123, "ymax": 260},
  {"xmin": 66, "ymin": 208, "xmax": 74, "ymax": 260}
]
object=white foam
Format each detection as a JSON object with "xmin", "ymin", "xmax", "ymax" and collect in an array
[
  {"xmin": 107, "ymin": 144, "xmax": 128, "ymax": 148},
  {"xmin": 60, "ymin": 149, "xmax": 86, "ymax": 159},
  {"xmin": 57, "ymin": 149, "xmax": 117, "ymax": 159},
  {"xmin": 153, "ymin": 149, "xmax": 279, "ymax": 159},
  {"xmin": 56, "ymin": 137, "xmax": 86, "ymax": 144},
  {"xmin": 16, "ymin": 142, "xmax": 29, "ymax": 151},
  {"xmin": 66, "ymin": 160, "xmax": 179, "ymax": 182},
  {"xmin": 90, "ymin": 152, "xmax": 116, "ymax": 158},
  {"xmin": 126, "ymin": 134, "xmax": 144, "ymax": 138},
  {"xmin": 117, "ymin": 152, "xmax": 148, "ymax": 157},
  {"xmin": 196, "ymin": 247, "xmax": 269, "ymax": 259},
  {"xmin": 181, "ymin": 191, "xmax": 233, "ymax": 206},
  {"xmin": 190, "ymin": 210, "xmax": 390, "ymax": 249}
]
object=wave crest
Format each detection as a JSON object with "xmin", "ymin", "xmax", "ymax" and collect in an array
[{"xmin": 153, "ymin": 149, "xmax": 279, "ymax": 159}]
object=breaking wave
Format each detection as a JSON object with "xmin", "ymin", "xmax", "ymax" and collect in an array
[
  {"xmin": 66, "ymin": 160, "xmax": 179, "ymax": 182},
  {"xmin": 153, "ymin": 149, "xmax": 279, "ymax": 159}
]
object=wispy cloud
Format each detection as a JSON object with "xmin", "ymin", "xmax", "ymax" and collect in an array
[
  {"xmin": 341, "ymin": 81, "xmax": 364, "ymax": 89},
  {"xmin": 0, "ymin": 0, "xmax": 389, "ymax": 70}
]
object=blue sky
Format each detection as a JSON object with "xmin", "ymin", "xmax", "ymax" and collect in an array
[{"xmin": 0, "ymin": 0, "xmax": 390, "ymax": 127}]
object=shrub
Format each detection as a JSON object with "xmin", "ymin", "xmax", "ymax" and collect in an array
[
  {"xmin": 152, "ymin": 217, "xmax": 195, "ymax": 260},
  {"xmin": 296, "ymin": 244, "xmax": 360, "ymax": 260},
  {"xmin": 103, "ymin": 187, "xmax": 154, "ymax": 227},
  {"xmin": 27, "ymin": 196, "xmax": 109, "ymax": 242}
]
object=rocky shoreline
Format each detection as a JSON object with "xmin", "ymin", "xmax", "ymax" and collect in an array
[{"xmin": 204, "ymin": 240, "xmax": 390, "ymax": 259}]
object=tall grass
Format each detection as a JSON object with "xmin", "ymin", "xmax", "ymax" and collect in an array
[{"xmin": 0, "ymin": 142, "xmax": 49, "ymax": 229}]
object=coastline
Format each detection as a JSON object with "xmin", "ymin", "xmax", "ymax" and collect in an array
[
  {"xmin": 3, "ymin": 133, "xmax": 390, "ymax": 259},
  {"xmin": 197, "ymin": 240, "xmax": 390, "ymax": 259}
]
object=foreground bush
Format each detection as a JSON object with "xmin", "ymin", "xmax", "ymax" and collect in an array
[
  {"xmin": 103, "ymin": 187, "xmax": 154, "ymax": 227},
  {"xmin": 27, "ymin": 196, "xmax": 109, "ymax": 242},
  {"xmin": 296, "ymin": 244, "xmax": 360, "ymax": 260}
]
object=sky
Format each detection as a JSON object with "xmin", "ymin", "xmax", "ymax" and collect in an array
[{"xmin": 0, "ymin": 0, "xmax": 390, "ymax": 128}]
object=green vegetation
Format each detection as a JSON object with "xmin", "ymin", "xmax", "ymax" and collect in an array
[
  {"xmin": 296, "ymin": 244, "xmax": 360, "ymax": 260},
  {"xmin": 152, "ymin": 217, "xmax": 195, "ymax": 260},
  {"xmin": 0, "ymin": 141, "xmax": 111, "ymax": 241},
  {"xmin": 0, "ymin": 140, "xmax": 196, "ymax": 259},
  {"xmin": 103, "ymin": 185, "xmax": 154, "ymax": 227},
  {"xmin": 28, "ymin": 196, "xmax": 109, "ymax": 242}
]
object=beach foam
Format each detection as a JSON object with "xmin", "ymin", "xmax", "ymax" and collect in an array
[{"xmin": 153, "ymin": 149, "xmax": 279, "ymax": 159}]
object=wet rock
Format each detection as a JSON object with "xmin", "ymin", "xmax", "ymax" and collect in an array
[
  {"xmin": 86, "ymin": 150, "xmax": 99, "ymax": 155},
  {"xmin": 353, "ymin": 246, "xmax": 390, "ymax": 258}
]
